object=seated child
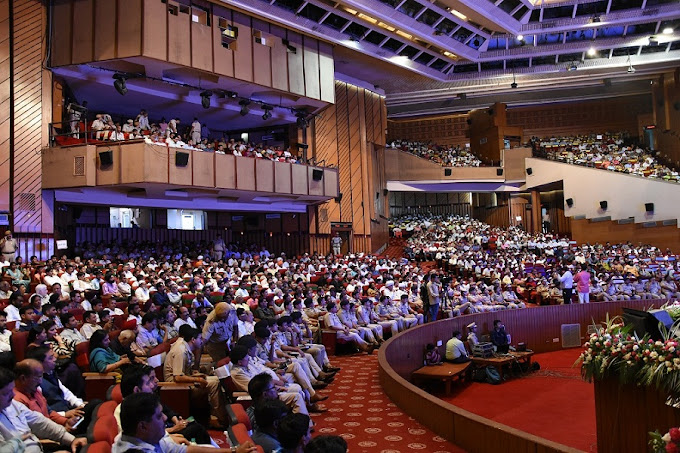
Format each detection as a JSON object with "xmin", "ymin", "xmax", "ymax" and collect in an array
[{"xmin": 424, "ymin": 343, "xmax": 443, "ymax": 366}]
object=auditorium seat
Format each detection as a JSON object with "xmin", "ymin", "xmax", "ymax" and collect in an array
[
  {"xmin": 228, "ymin": 423, "xmax": 264, "ymax": 453},
  {"xmin": 10, "ymin": 331, "xmax": 29, "ymax": 362},
  {"xmin": 105, "ymin": 384, "xmax": 123, "ymax": 404},
  {"xmin": 226, "ymin": 403, "xmax": 251, "ymax": 431},
  {"xmin": 87, "ymin": 415, "xmax": 117, "ymax": 445},
  {"xmin": 94, "ymin": 400, "xmax": 118, "ymax": 418}
]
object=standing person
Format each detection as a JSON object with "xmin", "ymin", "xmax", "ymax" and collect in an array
[
  {"xmin": 331, "ymin": 233, "xmax": 342, "ymax": 256},
  {"xmin": 191, "ymin": 117, "xmax": 201, "ymax": 144},
  {"xmin": 491, "ymin": 320, "xmax": 511, "ymax": 353},
  {"xmin": 212, "ymin": 234, "xmax": 226, "ymax": 261},
  {"xmin": 574, "ymin": 264, "xmax": 591, "ymax": 304},
  {"xmin": 0, "ymin": 231, "xmax": 18, "ymax": 263},
  {"xmin": 426, "ymin": 274, "xmax": 441, "ymax": 323},
  {"xmin": 202, "ymin": 302, "xmax": 237, "ymax": 363},
  {"xmin": 420, "ymin": 275, "xmax": 430, "ymax": 323},
  {"xmin": 555, "ymin": 266, "xmax": 574, "ymax": 305}
]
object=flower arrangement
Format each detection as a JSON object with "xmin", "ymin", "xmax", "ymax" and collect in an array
[
  {"xmin": 575, "ymin": 314, "xmax": 680, "ymax": 396},
  {"xmin": 650, "ymin": 427, "xmax": 680, "ymax": 453}
]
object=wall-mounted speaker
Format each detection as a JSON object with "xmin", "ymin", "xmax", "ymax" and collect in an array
[
  {"xmin": 383, "ymin": 189, "xmax": 388, "ymax": 196},
  {"xmin": 599, "ymin": 200, "xmax": 608, "ymax": 210},
  {"xmin": 335, "ymin": 193, "xmax": 343, "ymax": 203},
  {"xmin": 175, "ymin": 151, "xmax": 189, "ymax": 167},
  {"xmin": 312, "ymin": 169, "xmax": 323, "ymax": 181},
  {"xmin": 444, "ymin": 168, "xmax": 452, "ymax": 176},
  {"xmin": 488, "ymin": 108, "xmax": 494, "ymax": 116},
  {"xmin": 496, "ymin": 168, "xmax": 503, "ymax": 176},
  {"xmin": 466, "ymin": 119, "xmax": 472, "ymax": 125},
  {"xmin": 526, "ymin": 167, "xmax": 533, "ymax": 175},
  {"xmin": 566, "ymin": 198, "xmax": 574, "ymax": 207},
  {"xmin": 99, "ymin": 150, "xmax": 113, "ymax": 167},
  {"xmin": 645, "ymin": 202, "xmax": 654, "ymax": 212}
]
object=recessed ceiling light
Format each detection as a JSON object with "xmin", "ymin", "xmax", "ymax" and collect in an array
[
  {"xmin": 587, "ymin": 47, "xmax": 597, "ymax": 56},
  {"xmin": 663, "ymin": 27, "xmax": 674, "ymax": 35},
  {"xmin": 517, "ymin": 35, "xmax": 524, "ymax": 41}
]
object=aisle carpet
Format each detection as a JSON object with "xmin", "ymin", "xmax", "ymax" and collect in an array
[
  {"xmin": 212, "ymin": 352, "xmax": 467, "ymax": 453},
  {"xmin": 440, "ymin": 348, "xmax": 596, "ymax": 452}
]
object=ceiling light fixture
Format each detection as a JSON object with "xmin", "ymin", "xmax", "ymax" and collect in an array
[
  {"xmin": 239, "ymin": 100, "xmax": 250, "ymax": 116},
  {"xmin": 200, "ymin": 91, "xmax": 212, "ymax": 109},
  {"xmin": 626, "ymin": 55, "xmax": 636, "ymax": 73},
  {"xmin": 587, "ymin": 47, "xmax": 597, "ymax": 56},
  {"xmin": 113, "ymin": 74, "xmax": 128, "ymax": 96},
  {"xmin": 517, "ymin": 35, "xmax": 524, "ymax": 41},
  {"xmin": 663, "ymin": 27, "xmax": 673, "ymax": 35},
  {"xmin": 261, "ymin": 105, "xmax": 273, "ymax": 121},
  {"xmin": 592, "ymin": 15, "xmax": 601, "ymax": 23}
]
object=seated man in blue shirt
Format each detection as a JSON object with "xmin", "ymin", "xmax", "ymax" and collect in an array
[{"xmin": 491, "ymin": 320, "xmax": 511, "ymax": 353}]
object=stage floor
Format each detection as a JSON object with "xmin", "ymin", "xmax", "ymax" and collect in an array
[{"xmin": 439, "ymin": 348, "xmax": 596, "ymax": 452}]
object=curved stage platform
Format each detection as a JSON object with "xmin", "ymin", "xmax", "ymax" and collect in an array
[{"xmin": 377, "ymin": 300, "xmax": 663, "ymax": 453}]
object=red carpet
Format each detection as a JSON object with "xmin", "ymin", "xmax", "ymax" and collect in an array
[{"xmin": 440, "ymin": 348, "xmax": 596, "ymax": 452}]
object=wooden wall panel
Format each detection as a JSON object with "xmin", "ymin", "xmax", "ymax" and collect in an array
[
  {"xmin": 310, "ymin": 81, "xmax": 388, "ymax": 254},
  {"xmin": 51, "ymin": 0, "xmax": 72, "ymax": 66},
  {"xmin": 232, "ymin": 12, "xmax": 253, "ymax": 83},
  {"xmin": 191, "ymin": 20, "xmax": 213, "ymax": 72},
  {"xmin": 71, "ymin": 0, "xmax": 93, "ymax": 64},
  {"xmin": 167, "ymin": 1, "xmax": 191, "ymax": 66},
  {"xmin": 251, "ymin": 19, "xmax": 271, "ymax": 88},
  {"xmin": 302, "ymin": 38, "xmax": 320, "ymax": 100},
  {"xmin": 211, "ymin": 7, "xmax": 233, "ymax": 78},
  {"xmin": 12, "ymin": 0, "xmax": 48, "ymax": 233},
  {"xmin": 117, "ymin": 0, "xmax": 142, "ymax": 57},
  {"xmin": 255, "ymin": 159, "xmax": 274, "ymax": 192},
  {"xmin": 269, "ymin": 24, "xmax": 288, "ymax": 92},
  {"xmin": 94, "ymin": 0, "xmax": 116, "ymax": 61},
  {"xmin": 318, "ymin": 41, "xmax": 334, "ymax": 103},
  {"xmin": 0, "ymin": 0, "xmax": 8, "ymax": 212},
  {"xmin": 142, "ymin": 0, "xmax": 167, "ymax": 60},
  {"xmin": 235, "ymin": 157, "xmax": 255, "ymax": 191},
  {"xmin": 656, "ymin": 73, "xmax": 680, "ymax": 167},
  {"xmin": 286, "ymin": 31, "xmax": 304, "ymax": 96}
]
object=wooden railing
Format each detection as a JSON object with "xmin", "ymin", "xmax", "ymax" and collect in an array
[{"xmin": 378, "ymin": 300, "xmax": 666, "ymax": 453}]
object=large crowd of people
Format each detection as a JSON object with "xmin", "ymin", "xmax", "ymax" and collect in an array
[
  {"xmin": 393, "ymin": 213, "xmax": 680, "ymax": 306},
  {"xmin": 531, "ymin": 132, "xmax": 680, "ymax": 181},
  {"xmin": 61, "ymin": 107, "xmax": 306, "ymax": 165},
  {"xmin": 2, "ymin": 209, "xmax": 680, "ymax": 450},
  {"xmin": 388, "ymin": 140, "xmax": 484, "ymax": 167}
]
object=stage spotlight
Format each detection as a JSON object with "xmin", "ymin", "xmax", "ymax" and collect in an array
[
  {"xmin": 511, "ymin": 82, "xmax": 518, "ymax": 89},
  {"xmin": 295, "ymin": 109, "xmax": 309, "ymax": 129},
  {"xmin": 587, "ymin": 47, "xmax": 597, "ymax": 56},
  {"xmin": 113, "ymin": 74, "xmax": 128, "ymax": 96},
  {"xmin": 226, "ymin": 90, "xmax": 238, "ymax": 98},
  {"xmin": 261, "ymin": 105, "xmax": 273, "ymax": 120},
  {"xmin": 517, "ymin": 35, "xmax": 524, "ymax": 41},
  {"xmin": 239, "ymin": 100, "xmax": 250, "ymax": 116},
  {"xmin": 200, "ymin": 91, "xmax": 212, "ymax": 109},
  {"xmin": 663, "ymin": 27, "xmax": 673, "ymax": 35}
]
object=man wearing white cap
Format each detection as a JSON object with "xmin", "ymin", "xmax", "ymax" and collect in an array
[
  {"xmin": 0, "ymin": 231, "xmax": 18, "ymax": 263},
  {"xmin": 467, "ymin": 322, "xmax": 479, "ymax": 347}
]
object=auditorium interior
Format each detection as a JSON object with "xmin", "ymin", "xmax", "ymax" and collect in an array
[{"xmin": 2, "ymin": 0, "xmax": 680, "ymax": 452}]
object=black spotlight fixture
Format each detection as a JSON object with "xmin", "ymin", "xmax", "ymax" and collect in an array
[
  {"xmin": 239, "ymin": 100, "xmax": 250, "ymax": 116},
  {"xmin": 511, "ymin": 81, "xmax": 518, "ymax": 89},
  {"xmin": 113, "ymin": 74, "xmax": 128, "ymax": 96},
  {"xmin": 261, "ymin": 104, "xmax": 273, "ymax": 120},
  {"xmin": 295, "ymin": 109, "xmax": 309, "ymax": 129},
  {"xmin": 200, "ymin": 91, "xmax": 212, "ymax": 109}
]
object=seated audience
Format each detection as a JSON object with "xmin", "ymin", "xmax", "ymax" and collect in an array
[{"xmin": 445, "ymin": 330, "xmax": 470, "ymax": 363}]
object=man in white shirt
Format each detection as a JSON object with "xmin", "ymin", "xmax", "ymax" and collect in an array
[
  {"xmin": 191, "ymin": 118, "xmax": 201, "ymax": 144},
  {"xmin": 0, "ymin": 367, "xmax": 87, "ymax": 453},
  {"xmin": 173, "ymin": 306, "xmax": 196, "ymax": 330},
  {"xmin": 445, "ymin": 330, "xmax": 470, "ymax": 363},
  {"xmin": 556, "ymin": 266, "xmax": 574, "ymax": 305},
  {"xmin": 136, "ymin": 109, "xmax": 150, "ymax": 130},
  {"xmin": 4, "ymin": 292, "xmax": 23, "ymax": 322}
]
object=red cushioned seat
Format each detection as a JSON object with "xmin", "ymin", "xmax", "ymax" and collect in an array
[
  {"xmin": 95, "ymin": 400, "xmax": 118, "ymax": 418},
  {"xmin": 87, "ymin": 415, "xmax": 117, "ymax": 444},
  {"xmin": 227, "ymin": 404, "xmax": 251, "ymax": 430},
  {"xmin": 11, "ymin": 331, "xmax": 29, "ymax": 362},
  {"xmin": 75, "ymin": 341, "xmax": 90, "ymax": 372},
  {"xmin": 228, "ymin": 423, "xmax": 264, "ymax": 453},
  {"xmin": 106, "ymin": 384, "xmax": 123, "ymax": 404}
]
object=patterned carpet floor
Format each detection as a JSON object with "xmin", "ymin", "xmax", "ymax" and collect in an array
[{"xmin": 308, "ymin": 352, "xmax": 466, "ymax": 453}]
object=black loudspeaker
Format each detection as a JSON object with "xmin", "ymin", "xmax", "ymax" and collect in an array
[
  {"xmin": 526, "ymin": 167, "xmax": 533, "ymax": 175},
  {"xmin": 335, "ymin": 193, "xmax": 343, "ymax": 203},
  {"xmin": 488, "ymin": 108, "xmax": 494, "ymax": 115},
  {"xmin": 444, "ymin": 168, "xmax": 452, "ymax": 176},
  {"xmin": 645, "ymin": 203, "xmax": 654, "ymax": 212},
  {"xmin": 496, "ymin": 168, "xmax": 503, "ymax": 176},
  {"xmin": 312, "ymin": 169, "xmax": 323, "ymax": 181},
  {"xmin": 383, "ymin": 189, "xmax": 388, "ymax": 196},
  {"xmin": 566, "ymin": 198, "xmax": 574, "ymax": 207},
  {"xmin": 466, "ymin": 119, "xmax": 472, "ymax": 125},
  {"xmin": 99, "ymin": 150, "xmax": 113, "ymax": 167},
  {"xmin": 600, "ymin": 201, "xmax": 608, "ymax": 210},
  {"xmin": 175, "ymin": 151, "xmax": 189, "ymax": 167}
]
